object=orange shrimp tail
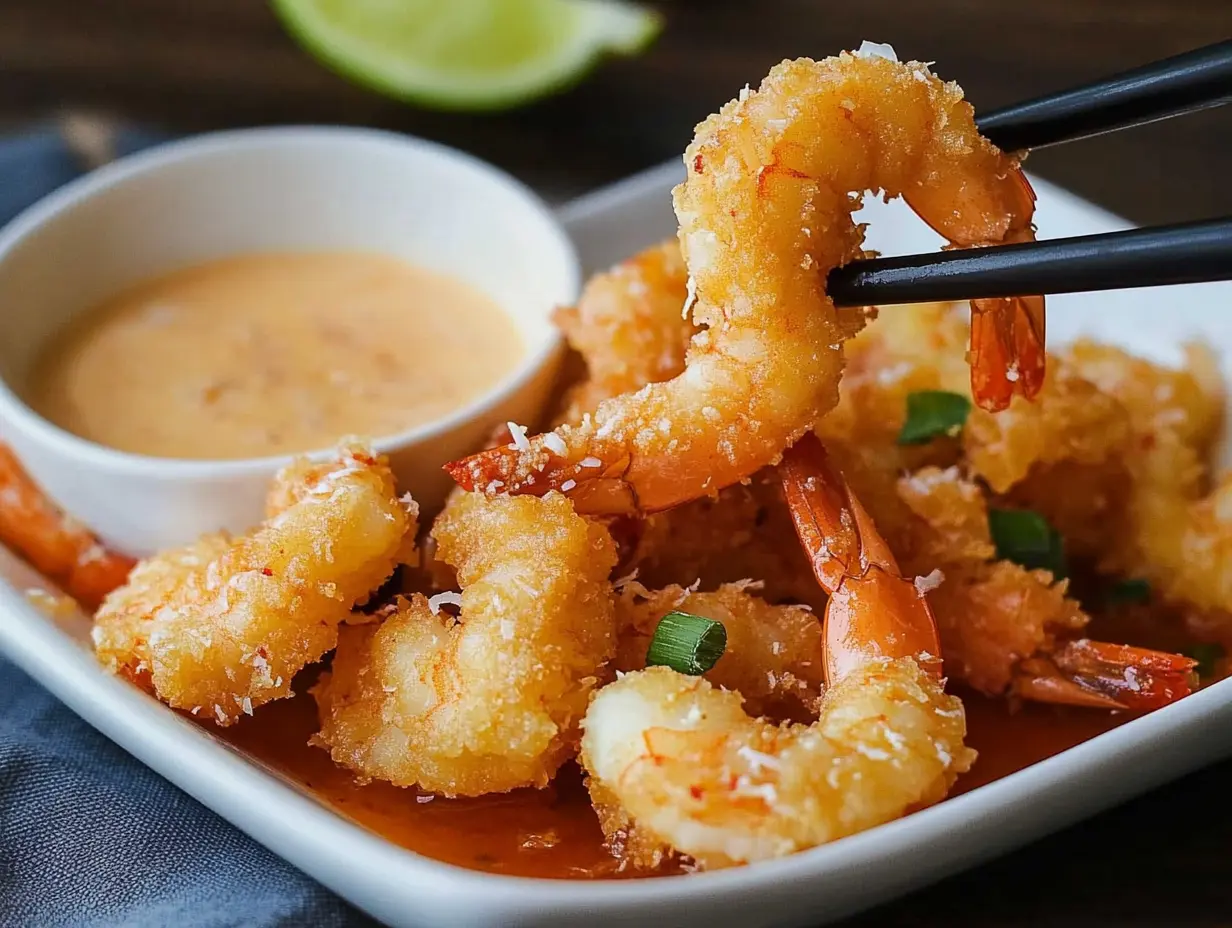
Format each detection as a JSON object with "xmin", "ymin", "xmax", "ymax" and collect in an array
[
  {"xmin": 444, "ymin": 446, "xmax": 638, "ymax": 515},
  {"xmin": 1014, "ymin": 639, "xmax": 1197, "ymax": 710},
  {"xmin": 780, "ymin": 432, "xmax": 941, "ymax": 685},
  {"xmin": 0, "ymin": 443, "xmax": 134, "ymax": 610},
  {"xmin": 966, "ymin": 168, "xmax": 1046, "ymax": 412},
  {"xmin": 969, "ymin": 293, "xmax": 1047, "ymax": 412}
]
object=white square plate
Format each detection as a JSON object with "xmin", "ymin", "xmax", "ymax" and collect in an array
[{"xmin": 4, "ymin": 160, "xmax": 1232, "ymax": 928}]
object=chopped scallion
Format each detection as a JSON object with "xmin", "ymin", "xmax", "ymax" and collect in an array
[
  {"xmin": 898, "ymin": 391, "xmax": 972, "ymax": 445},
  {"xmin": 988, "ymin": 508, "xmax": 1067, "ymax": 579},
  {"xmin": 646, "ymin": 611, "xmax": 727, "ymax": 675},
  {"xmin": 1106, "ymin": 577, "xmax": 1152, "ymax": 606},
  {"xmin": 1184, "ymin": 642, "xmax": 1225, "ymax": 678}
]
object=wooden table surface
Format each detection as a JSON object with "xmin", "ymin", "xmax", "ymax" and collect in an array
[{"xmin": 4, "ymin": 1, "xmax": 1232, "ymax": 925}]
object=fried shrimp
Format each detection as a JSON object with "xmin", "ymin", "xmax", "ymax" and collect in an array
[
  {"xmin": 447, "ymin": 50, "xmax": 1043, "ymax": 516},
  {"xmin": 1060, "ymin": 341, "xmax": 1232, "ymax": 617},
  {"xmin": 0, "ymin": 443, "xmax": 134, "ymax": 609},
  {"xmin": 622, "ymin": 470, "xmax": 829, "ymax": 613},
  {"xmin": 553, "ymin": 240, "xmax": 696, "ymax": 426},
  {"xmin": 580, "ymin": 434, "xmax": 973, "ymax": 869},
  {"xmin": 897, "ymin": 465, "xmax": 1196, "ymax": 708},
  {"xmin": 614, "ymin": 581, "xmax": 825, "ymax": 719},
  {"xmin": 92, "ymin": 442, "xmax": 411, "ymax": 724},
  {"xmin": 312, "ymin": 491, "xmax": 618, "ymax": 797}
]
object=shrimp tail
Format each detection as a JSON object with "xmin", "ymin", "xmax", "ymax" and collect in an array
[
  {"xmin": 970, "ymin": 293, "xmax": 1047, "ymax": 412},
  {"xmin": 0, "ymin": 443, "xmax": 134, "ymax": 609},
  {"xmin": 779, "ymin": 432, "xmax": 942, "ymax": 683},
  {"xmin": 966, "ymin": 170, "xmax": 1046, "ymax": 412},
  {"xmin": 1014, "ymin": 639, "xmax": 1198, "ymax": 710},
  {"xmin": 443, "ymin": 442, "xmax": 638, "ymax": 516}
]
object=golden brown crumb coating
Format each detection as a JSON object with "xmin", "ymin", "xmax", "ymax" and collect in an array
[
  {"xmin": 897, "ymin": 465, "xmax": 1087, "ymax": 695},
  {"xmin": 312, "ymin": 491, "xmax": 618, "ymax": 796},
  {"xmin": 623, "ymin": 469, "xmax": 828, "ymax": 613},
  {"xmin": 552, "ymin": 239, "xmax": 696, "ymax": 426},
  {"xmin": 93, "ymin": 442, "xmax": 412, "ymax": 724},
  {"xmin": 613, "ymin": 581, "xmax": 825, "ymax": 719}
]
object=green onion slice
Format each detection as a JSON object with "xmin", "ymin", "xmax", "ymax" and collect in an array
[
  {"xmin": 988, "ymin": 508, "xmax": 1067, "ymax": 579},
  {"xmin": 1106, "ymin": 577, "xmax": 1152, "ymax": 605},
  {"xmin": 1184, "ymin": 642, "xmax": 1225, "ymax": 678},
  {"xmin": 898, "ymin": 391, "xmax": 972, "ymax": 445},
  {"xmin": 646, "ymin": 611, "xmax": 727, "ymax": 675}
]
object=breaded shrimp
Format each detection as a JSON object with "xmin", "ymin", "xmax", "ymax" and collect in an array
[
  {"xmin": 581, "ymin": 434, "xmax": 973, "ymax": 869},
  {"xmin": 1061, "ymin": 341, "xmax": 1232, "ymax": 617},
  {"xmin": 93, "ymin": 442, "xmax": 411, "ymax": 724},
  {"xmin": 614, "ymin": 581, "xmax": 825, "ymax": 719},
  {"xmin": 897, "ymin": 465, "xmax": 1195, "ymax": 708},
  {"xmin": 312, "ymin": 491, "xmax": 618, "ymax": 797},
  {"xmin": 0, "ymin": 443, "xmax": 134, "ymax": 609},
  {"xmin": 553, "ymin": 240, "xmax": 696, "ymax": 426},
  {"xmin": 547, "ymin": 241, "xmax": 823, "ymax": 611},
  {"xmin": 622, "ymin": 470, "xmax": 829, "ymax": 613},
  {"xmin": 961, "ymin": 355, "xmax": 1136, "ymax": 557},
  {"xmin": 447, "ymin": 51, "xmax": 1043, "ymax": 516}
]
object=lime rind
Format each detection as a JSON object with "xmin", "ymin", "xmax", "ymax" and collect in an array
[{"xmin": 272, "ymin": 0, "xmax": 663, "ymax": 111}]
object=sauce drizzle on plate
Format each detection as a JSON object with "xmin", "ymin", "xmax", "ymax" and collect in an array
[{"xmin": 213, "ymin": 682, "xmax": 1131, "ymax": 879}]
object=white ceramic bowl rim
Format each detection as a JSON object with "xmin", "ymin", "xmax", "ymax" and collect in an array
[{"xmin": 0, "ymin": 125, "xmax": 578, "ymax": 481}]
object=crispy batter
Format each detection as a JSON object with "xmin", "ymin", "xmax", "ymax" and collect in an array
[
  {"xmin": 622, "ymin": 469, "xmax": 828, "ymax": 613},
  {"xmin": 448, "ymin": 51, "xmax": 1037, "ymax": 513},
  {"xmin": 614, "ymin": 581, "xmax": 825, "ymax": 719},
  {"xmin": 312, "ymin": 491, "xmax": 617, "ymax": 796},
  {"xmin": 93, "ymin": 442, "xmax": 411, "ymax": 724},
  {"xmin": 581, "ymin": 661, "xmax": 972, "ymax": 869},
  {"xmin": 553, "ymin": 240, "xmax": 696, "ymax": 426},
  {"xmin": 896, "ymin": 465, "xmax": 1087, "ymax": 695}
]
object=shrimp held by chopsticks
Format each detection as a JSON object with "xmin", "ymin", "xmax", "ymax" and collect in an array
[
  {"xmin": 580, "ymin": 433, "xmax": 974, "ymax": 870},
  {"xmin": 0, "ymin": 443, "xmax": 134, "ymax": 609},
  {"xmin": 447, "ymin": 50, "xmax": 1043, "ymax": 517}
]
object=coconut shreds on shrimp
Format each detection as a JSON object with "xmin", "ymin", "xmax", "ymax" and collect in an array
[
  {"xmin": 547, "ymin": 239, "xmax": 825, "ymax": 612},
  {"xmin": 614, "ymin": 581, "xmax": 825, "ymax": 719},
  {"xmin": 92, "ymin": 442, "xmax": 413, "ymax": 725},
  {"xmin": 312, "ymin": 491, "xmax": 618, "ymax": 797},
  {"xmin": 447, "ymin": 50, "xmax": 1044, "ymax": 516},
  {"xmin": 552, "ymin": 239, "xmax": 697, "ymax": 427},
  {"xmin": 581, "ymin": 434, "xmax": 974, "ymax": 870},
  {"xmin": 1060, "ymin": 341, "xmax": 1232, "ymax": 621}
]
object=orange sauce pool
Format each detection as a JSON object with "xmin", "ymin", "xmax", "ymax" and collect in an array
[{"xmin": 211, "ymin": 683, "xmax": 1136, "ymax": 879}]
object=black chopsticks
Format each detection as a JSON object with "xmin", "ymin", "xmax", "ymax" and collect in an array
[
  {"xmin": 976, "ymin": 39, "xmax": 1232, "ymax": 151},
  {"xmin": 826, "ymin": 40, "xmax": 1232, "ymax": 307},
  {"xmin": 828, "ymin": 217, "xmax": 1232, "ymax": 307}
]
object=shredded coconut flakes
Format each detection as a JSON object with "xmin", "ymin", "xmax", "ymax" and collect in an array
[
  {"xmin": 428, "ymin": 591, "xmax": 464, "ymax": 614},
  {"xmin": 506, "ymin": 421, "xmax": 531, "ymax": 451},
  {"xmin": 855, "ymin": 40, "xmax": 898, "ymax": 62}
]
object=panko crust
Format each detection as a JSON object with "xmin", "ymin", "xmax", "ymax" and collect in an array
[
  {"xmin": 897, "ymin": 465, "xmax": 1087, "ymax": 695},
  {"xmin": 581, "ymin": 661, "xmax": 973, "ymax": 870},
  {"xmin": 553, "ymin": 239, "xmax": 696, "ymax": 426},
  {"xmin": 92, "ymin": 442, "xmax": 412, "ymax": 724},
  {"xmin": 613, "ymin": 581, "xmax": 824, "ymax": 718},
  {"xmin": 312, "ymin": 491, "xmax": 618, "ymax": 796}
]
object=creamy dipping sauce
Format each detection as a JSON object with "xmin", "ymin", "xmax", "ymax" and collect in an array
[{"xmin": 27, "ymin": 253, "xmax": 524, "ymax": 460}]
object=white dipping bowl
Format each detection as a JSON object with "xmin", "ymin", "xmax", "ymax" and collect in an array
[{"xmin": 0, "ymin": 127, "xmax": 579, "ymax": 556}]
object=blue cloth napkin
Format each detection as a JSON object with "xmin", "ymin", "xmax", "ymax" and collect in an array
[{"xmin": 0, "ymin": 127, "xmax": 375, "ymax": 928}]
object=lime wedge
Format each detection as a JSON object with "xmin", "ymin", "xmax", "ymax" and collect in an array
[{"xmin": 272, "ymin": 0, "xmax": 662, "ymax": 111}]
